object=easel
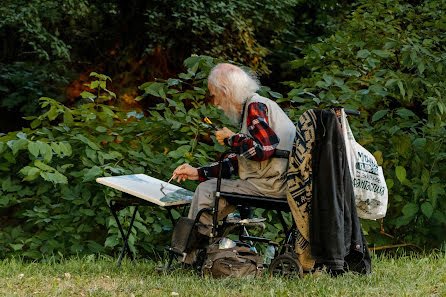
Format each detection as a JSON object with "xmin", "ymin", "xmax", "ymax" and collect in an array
[{"xmin": 97, "ymin": 174, "xmax": 192, "ymax": 265}]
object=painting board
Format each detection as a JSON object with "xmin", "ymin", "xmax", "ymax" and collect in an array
[{"xmin": 96, "ymin": 174, "xmax": 193, "ymax": 207}]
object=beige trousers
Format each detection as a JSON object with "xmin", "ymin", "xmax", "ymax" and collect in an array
[{"xmin": 187, "ymin": 178, "xmax": 266, "ymax": 235}]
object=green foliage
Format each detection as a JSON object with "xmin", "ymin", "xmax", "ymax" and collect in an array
[
  {"xmin": 0, "ymin": 72, "xmax": 199, "ymax": 259},
  {"xmin": 0, "ymin": 0, "xmax": 118, "ymax": 117},
  {"xmin": 0, "ymin": 0, "xmax": 349, "ymax": 123},
  {"xmin": 0, "ymin": 62, "xmax": 72, "ymax": 116},
  {"xmin": 282, "ymin": 0, "xmax": 446, "ymax": 247},
  {"xmin": 0, "ymin": 0, "xmax": 117, "ymax": 62},
  {"xmin": 143, "ymin": 0, "xmax": 302, "ymax": 74}
]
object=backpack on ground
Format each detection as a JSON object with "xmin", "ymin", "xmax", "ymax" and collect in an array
[{"xmin": 202, "ymin": 239, "xmax": 263, "ymax": 278}]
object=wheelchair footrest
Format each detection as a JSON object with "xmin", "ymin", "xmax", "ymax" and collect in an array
[
  {"xmin": 226, "ymin": 217, "xmax": 266, "ymax": 224},
  {"xmin": 165, "ymin": 246, "xmax": 186, "ymax": 256},
  {"xmin": 226, "ymin": 216, "xmax": 266, "ymax": 229},
  {"xmin": 240, "ymin": 235, "xmax": 274, "ymax": 244}
]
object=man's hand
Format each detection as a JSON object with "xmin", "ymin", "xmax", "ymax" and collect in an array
[
  {"xmin": 215, "ymin": 127, "xmax": 235, "ymax": 145},
  {"xmin": 172, "ymin": 163, "xmax": 199, "ymax": 182}
]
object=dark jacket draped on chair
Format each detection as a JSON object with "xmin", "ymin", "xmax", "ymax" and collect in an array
[{"xmin": 287, "ymin": 109, "xmax": 371, "ymax": 274}]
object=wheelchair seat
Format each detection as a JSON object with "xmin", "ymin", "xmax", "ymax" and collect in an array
[{"xmin": 220, "ymin": 192, "xmax": 289, "ymax": 212}]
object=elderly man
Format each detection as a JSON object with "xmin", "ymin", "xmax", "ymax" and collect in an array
[{"xmin": 173, "ymin": 63, "xmax": 295, "ymax": 236}]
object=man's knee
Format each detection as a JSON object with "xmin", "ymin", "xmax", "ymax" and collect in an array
[
  {"xmin": 196, "ymin": 180, "xmax": 217, "ymax": 204},
  {"xmin": 197, "ymin": 179, "xmax": 217, "ymax": 192}
]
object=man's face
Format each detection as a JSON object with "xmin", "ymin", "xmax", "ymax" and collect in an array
[
  {"xmin": 208, "ymin": 83, "xmax": 241, "ymax": 125},
  {"xmin": 208, "ymin": 84, "xmax": 224, "ymax": 108}
]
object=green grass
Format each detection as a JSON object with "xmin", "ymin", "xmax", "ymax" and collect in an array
[{"xmin": 1, "ymin": 253, "xmax": 445, "ymax": 297}]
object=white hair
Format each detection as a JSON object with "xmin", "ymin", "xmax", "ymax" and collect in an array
[{"xmin": 207, "ymin": 63, "xmax": 260, "ymax": 105}]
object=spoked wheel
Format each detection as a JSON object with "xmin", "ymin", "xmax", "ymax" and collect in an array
[{"xmin": 269, "ymin": 253, "xmax": 303, "ymax": 278}]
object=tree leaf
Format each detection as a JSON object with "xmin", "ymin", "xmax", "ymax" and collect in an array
[
  {"xmin": 396, "ymin": 108, "xmax": 416, "ymax": 119},
  {"xmin": 47, "ymin": 105, "xmax": 59, "ymax": 120},
  {"xmin": 342, "ymin": 70, "xmax": 361, "ymax": 77},
  {"xmin": 34, "ymin": 160, "xmax": 55, "ymax": 171},
  {"xmin": 372, "ymin": 50, "xmax": 392, "ymax": 58},
  {"xmin": 63, "ymin": 109, "xmax": 73, "ymax": 125},
  {"xmin": 373, "ymin": 151, "xmax": 383, "ymax": 165},
  {"xmin": 417, "ymin": 61, "xmax": 425, "ymax": 74},
  {"xmin": 402, "ymin": 202, "xmax": 418, "ymax": 218},
  {"xmin": 357, "ymin": 49, "xmax": 370, "ymax": 59},
  {"xmin": 421, "ymin": 202, "xmax": 433, "ymax": 219},
  {"xmin": 12, "ymin": 139, "xmax": 28, "ymax": 155},
  {"xmin": 268, "ymin": 91, "xmax": 283, "ymax": 99},
  {"xmin": 96, "ymin": 126, "xmax": 107, "ymax": 133},
  {"xmin": 366, "ymin": 57, "xmax": 380, "ymax": 69},
  {"xmin": 38, "ymin": 142, "xmax": 53, "ymax": 163},
  {"xmin": 51, "ymin": 142, "xmax": 62, "ymax": 157},
  {"xmin": 428, "ymin": 184, "xmax": 445, "ymax": 208},
  {"xmin": 59, "ymin": 142, "xmax": 72, "ymax": 157},
  {"xmin": 2, "ymin": 177, "xmax": 21, "ymax": 192},
  {"xmin": 372, "ymin": 110, "xmax": 388, "ymax": 122},
  {"xmin": 395, "ymin": 166, "xmax": 406, "ymax": 183},
  {"xmin": 20, "ymin": 166, "xmax": 41, "ymax": 181},
  {"xmin": 369, "ymin": 84, "xmax": 388, "ymax": 96},
  {"xmin": 9, "ymin": 243, "xmax": 23, "ymax": 251},
  {"xmin": 395, "ymin": 215, "xmax": 412, "ymax": 227},
  {"xmin": 40, "ymin": 171, "xmax": 68, "ymax": 184},
  {"xmin": 80, "ymin": 91, "xmax": 95, "ymax": 100},
  {"xmin": 386, "ymin": 178, "xmax": 394, "ymax": 190},
  {"xmin": 397, "ymin": 80, "xmax": 405, "ymax": 97},
  {"xmin": 75, "ymin": 135, "xmax": 100, "ymax": 150},
  {"xmin": 152, "ymin": 223, "xmax": 162, "ymax": 233},
  {"xmin": 412, "ymin": 138, "xmax": 426, "ymax": 150},
  {"xmin": 28, "ymin": 141, "xmax": 40, "ymax": 158},
  {"xmin": 104, "ymin": 236, "xmax": 120, "ymax": 248},
  {"xmin": 83, "ymin": 166, "xmax": 102, "ymax": 182}
]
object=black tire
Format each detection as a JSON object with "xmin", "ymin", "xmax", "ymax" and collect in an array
[{"xmin": 269, "ymin": 253, "xmax": 303, "ymax": 278}]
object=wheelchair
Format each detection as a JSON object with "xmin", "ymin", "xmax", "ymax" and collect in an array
[{"xmin": 165, "ymin": 109, "xmax": 361, "ymax": 277}]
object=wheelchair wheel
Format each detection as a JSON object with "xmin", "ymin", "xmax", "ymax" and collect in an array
[{"xmin": 269, "ymin": 253, "xmax": 303, "ymax": 278}]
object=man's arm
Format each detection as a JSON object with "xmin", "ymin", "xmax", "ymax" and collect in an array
[
  {"xmin": 195, "ymin": 102, "xmax": 278, "ymax": 181},
  {"xmin": 226, "ymin": 102, "xmax": 279, "ymax": 161},
  {"xmin": 197, "ymin": 153, "xmax": 238, "ymax": 182}
]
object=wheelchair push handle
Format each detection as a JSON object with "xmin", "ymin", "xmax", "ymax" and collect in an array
[{"xmin": 344, "ymin": 109, "xmax": 360, "ymax": 116}]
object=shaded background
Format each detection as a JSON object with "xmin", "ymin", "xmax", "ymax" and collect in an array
[{"xmin": 0, "ymin": 0, "xmax": 349, "ymax": 132}]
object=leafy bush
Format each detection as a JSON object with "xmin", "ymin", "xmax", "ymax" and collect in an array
[
  {"xmin": 0, "ymin": 68, "xmax": 219, "ymax": 259},
  {"xmin": 0, "ymin": 63, "xmax": 72, "ymax": 117},
  {"xmin": 0, "ymin": 0, "xmax": 351, "ymax": 127},
  {"xmin": 281, "ymin": 0, "xmax": 446, "ymax": 248},
  {"xmin": 143, "ymin": 0, "xmax": 294, "ymax": 74},
  {"xmin": 0, "ymin": 0, "xmax": 119, "ymax": 119}
]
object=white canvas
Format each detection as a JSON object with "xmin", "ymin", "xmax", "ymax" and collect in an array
[{"xmin": 96, "ymin": 174, "xmax": 193, "ymax": 207}]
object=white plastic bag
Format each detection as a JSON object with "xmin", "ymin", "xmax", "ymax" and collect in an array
[{"xmin": 341, "ymin": 109, "xmax": 388, "ymax": 220}]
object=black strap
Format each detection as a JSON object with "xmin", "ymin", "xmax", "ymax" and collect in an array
[{"xmin": 272, "ymin": 149, "xmax": 290, "ymax": 159}]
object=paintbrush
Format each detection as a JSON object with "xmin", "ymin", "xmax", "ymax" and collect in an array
[
  {"xmin": 203, "ymin": 117, "xmax": 219, "ymax": 131},
  {"xmin": 160, "ymin": 175, "xmax": 174, "ymax": 194}
]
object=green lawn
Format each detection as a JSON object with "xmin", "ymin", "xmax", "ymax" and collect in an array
[{"xmin": 1, "ymin": 253, "xmax": 445, "ymax": 297}]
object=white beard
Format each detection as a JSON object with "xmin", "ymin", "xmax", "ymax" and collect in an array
[{"xmin": 222, "ymin": 104, "xmax": 242, "ymax": 125}]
